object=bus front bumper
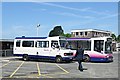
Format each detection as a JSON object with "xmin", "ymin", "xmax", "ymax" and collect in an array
[
  {"xmin": 90, "ymin": 57, "xmax": 113, "ymax": 62},
  {"xmin": 62, "ymin": 57, "xmax": 73, "ymax": 61}
]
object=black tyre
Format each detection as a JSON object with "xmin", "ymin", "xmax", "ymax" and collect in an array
[
  {"xmin": 23, "ymin": 55, "xmax": 29, "ymax": 61},
  {"xmin": 84, "ymin": 55, "xmax": 90, "ymax": 62},
  {"xmin": 55, "ymin": 56, "xmax": 62, "ymax": 63}
]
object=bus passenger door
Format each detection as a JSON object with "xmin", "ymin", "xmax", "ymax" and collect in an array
[
  {"xmin": 36, "ymin": 41, "xmax": 50, "ymax": 60},
  {"xmin": 49, "ymin": 41, "xmax": 60, "ymax": 60}
]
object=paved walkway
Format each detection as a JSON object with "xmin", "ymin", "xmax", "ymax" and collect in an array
[{"xmin": 1, "ymin": 57, "xmax": 22, "ymax": 62}]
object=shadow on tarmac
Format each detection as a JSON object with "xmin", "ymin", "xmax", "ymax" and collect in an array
[{"xmin": 8, "ymin": 57, "xmax": 113, "ymax": 64}]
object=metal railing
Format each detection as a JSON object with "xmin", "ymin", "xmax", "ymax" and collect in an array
[{"xmin": 0, "ymin": 49, "xmax": 13, "ymax": 57}]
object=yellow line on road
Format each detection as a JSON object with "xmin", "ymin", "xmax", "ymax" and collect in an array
[
  {"xmin": 56, "ymin": 64, "xmax": 69, "ymax": 74},
  {"xmin": 9, "ymin": 61, "xmax": 24, "ymax": 78},
  {"xmin": 0, "ymin": 61, "xmax": 11, "ymax": 68},
  {"xmin": 37, "ymin": 62, "xmax": 41, "ymax": 77}
]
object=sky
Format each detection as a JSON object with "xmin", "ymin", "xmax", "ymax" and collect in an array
[{"xmin": 2, "ymin": 2, "xmax": 118, "ymax": 39}]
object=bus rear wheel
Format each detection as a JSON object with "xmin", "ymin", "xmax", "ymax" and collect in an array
[
  {"xmin": 23, "ymin": 55, "xmax": 29, "ymax": 61},
  {"xmin": 55, "ymin": 56, "xmax": 62, "ymax": 63},
  {"xmin": 84, "ymin": 55, "xmax": 90, "ymax": 62}
]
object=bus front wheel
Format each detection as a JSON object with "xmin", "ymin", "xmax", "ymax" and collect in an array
[
  {"xmin": 55, "ymin": 56, "xmax": 62, "ymax": 63},
  {"xmin": 23, "ymin": 55, "xmax": 29, "ymax": 61}
]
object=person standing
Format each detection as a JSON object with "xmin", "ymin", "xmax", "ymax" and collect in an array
[{"xmin": 74, "ymin": 46, "xmax": 84, "ymax": 71}]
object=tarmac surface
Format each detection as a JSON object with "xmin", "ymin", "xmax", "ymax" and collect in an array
[{"xmin": 0, "ymin": 52, "xmax": 119, "ymax": 79}]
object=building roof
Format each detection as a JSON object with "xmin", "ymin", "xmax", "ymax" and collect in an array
[
  {"xmin": 0, "ymin": 39, "xmax": 14, "ymax": 42},
  {"xmin": 15, "ymin": 36, "xmax": 47, "ymax": 39},
  {"xmin": 71, "ymin": 29, "xmax": 111, "ymax": 33}
]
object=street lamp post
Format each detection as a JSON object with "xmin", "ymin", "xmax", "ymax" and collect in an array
[{"xmin": 37, "ymin": 24, "xmax": 40, "ymax": 37}]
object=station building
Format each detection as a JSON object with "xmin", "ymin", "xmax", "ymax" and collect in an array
[
  {"xmin": 71, "ymin": 29, "xmax": 112, "ymax": 38},
  {"xmin": 0, "ymin": 39, "xmax": 14, "ymax": 56}
]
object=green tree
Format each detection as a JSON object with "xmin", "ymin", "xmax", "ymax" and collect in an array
[
  {"xmin": 48, "ymin": 26, "xmax": 72, "ymax": 38},
  {"xmin": 49, "ymin": 26, "xmax": 64, "ymax": 37},
  {"xmin": 63, "ymin": 33, "xmax": 71, "ymax": 38},
  {"xmin": 111, "ymin": 34, "xmax": 116, "ymax": 41},
  {"xmin": 117, "ymin": 35, "xmax": 120, "ymax": 42}
]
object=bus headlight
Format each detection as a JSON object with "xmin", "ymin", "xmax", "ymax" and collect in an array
[
  {"xmin": 64, "ymin": 53, "xmax": 67, "ymax": 56},
  {"xmin": 64, "ymin": 53, "xmax": 73, "ymax": 56}
]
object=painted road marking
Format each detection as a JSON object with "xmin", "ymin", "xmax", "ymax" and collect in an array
[
  {"xmin": 36, "ymin": 62, "xmax": 54, "ymax": 78},
  {"xmin": 9, "ymin": 61, "xmax": 24, "ymax": 78},
  {"xmin": 37, "ymin": 62, "xmax": 41, "ymax": 77},
  {"xmin": 56, "ymin": 64, "xmax": 69, "ymax": 74},
  {"xmin": 2, "ymin": 61, "xmax": 68, "ymax": 78},
  {"xmin": 0, "ymin": 61, "xmax": 11, "ymax": 68}
]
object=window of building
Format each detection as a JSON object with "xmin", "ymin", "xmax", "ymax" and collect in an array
[
  {"xmin": 16, "ymin": 40, "xmax": 21, "ymax": 47},
  {"xmin": 22, "ymin": 41, "xmax": 34, "ymax": 47},
  {"xmin": 85, "ymin": 32, "xmax": 87, "ymax": 35},
  {"xmin": 95, "ymin": 32, "xmax": 97, "ymax": 36},
  {"xmin": 80, "ymin": 32, "xmax": 83, "ymax": 35},
  {"xmin": 76, "ymin": 32, "xmax": 79, "ymax": 36}
]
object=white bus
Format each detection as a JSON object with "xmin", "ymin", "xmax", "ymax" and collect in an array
[
  {"xmin": 67, "ymin": 36, "xmax": 113, "ymax": 62},
  {"xmin": 14, "ymin": 36, "xmax": 76, "ymax": 63}
]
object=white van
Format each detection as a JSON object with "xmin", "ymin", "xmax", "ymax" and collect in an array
[{"xmin": 14, "ymin": 36, "xmax": 76, "ymax": 63}]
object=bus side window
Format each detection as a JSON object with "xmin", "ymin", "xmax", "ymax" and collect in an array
[
  {"xmin": 22, "ymin": 41, "xmax": 34, "ymax": 47},
  {"xmin": 43, "ymin": 41, "xmax": 49, "ymax": 48},
  {"xmin": 51, "ymin": 41, "xmax": 59, "ymax": 48},
  {"xmin": 37, "ymin": 41, "xmax": 42, "ymax": 48},
  {"xmin": 36, "ymin": 41, "xmax": 49, "ymax": 48},
  {"xmin": 94, "ymin": 40, "xmax": 103, "ymax": 52},
  {"xmin": 16, "ymin": 40, "xmax": 21, "ymax": 47},
  {"xmin": 43, "ymin": 41, "xmax": 46, "ymax": 47}
]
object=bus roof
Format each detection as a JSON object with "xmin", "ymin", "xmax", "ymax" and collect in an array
[
  {"xmin": 15, "ymin": 36, "xmax": 65, "ymax": 40},
  {"xmin": 15, "ymin": 36, "xmax": 47, "ymax": 39},
  {"xmin": 67, "ymin": 36, "xmax": 111, "ymax": 41},
  {"xmin": 67, "ymin": 38, "xmax": 90, "ymax": 41}
]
